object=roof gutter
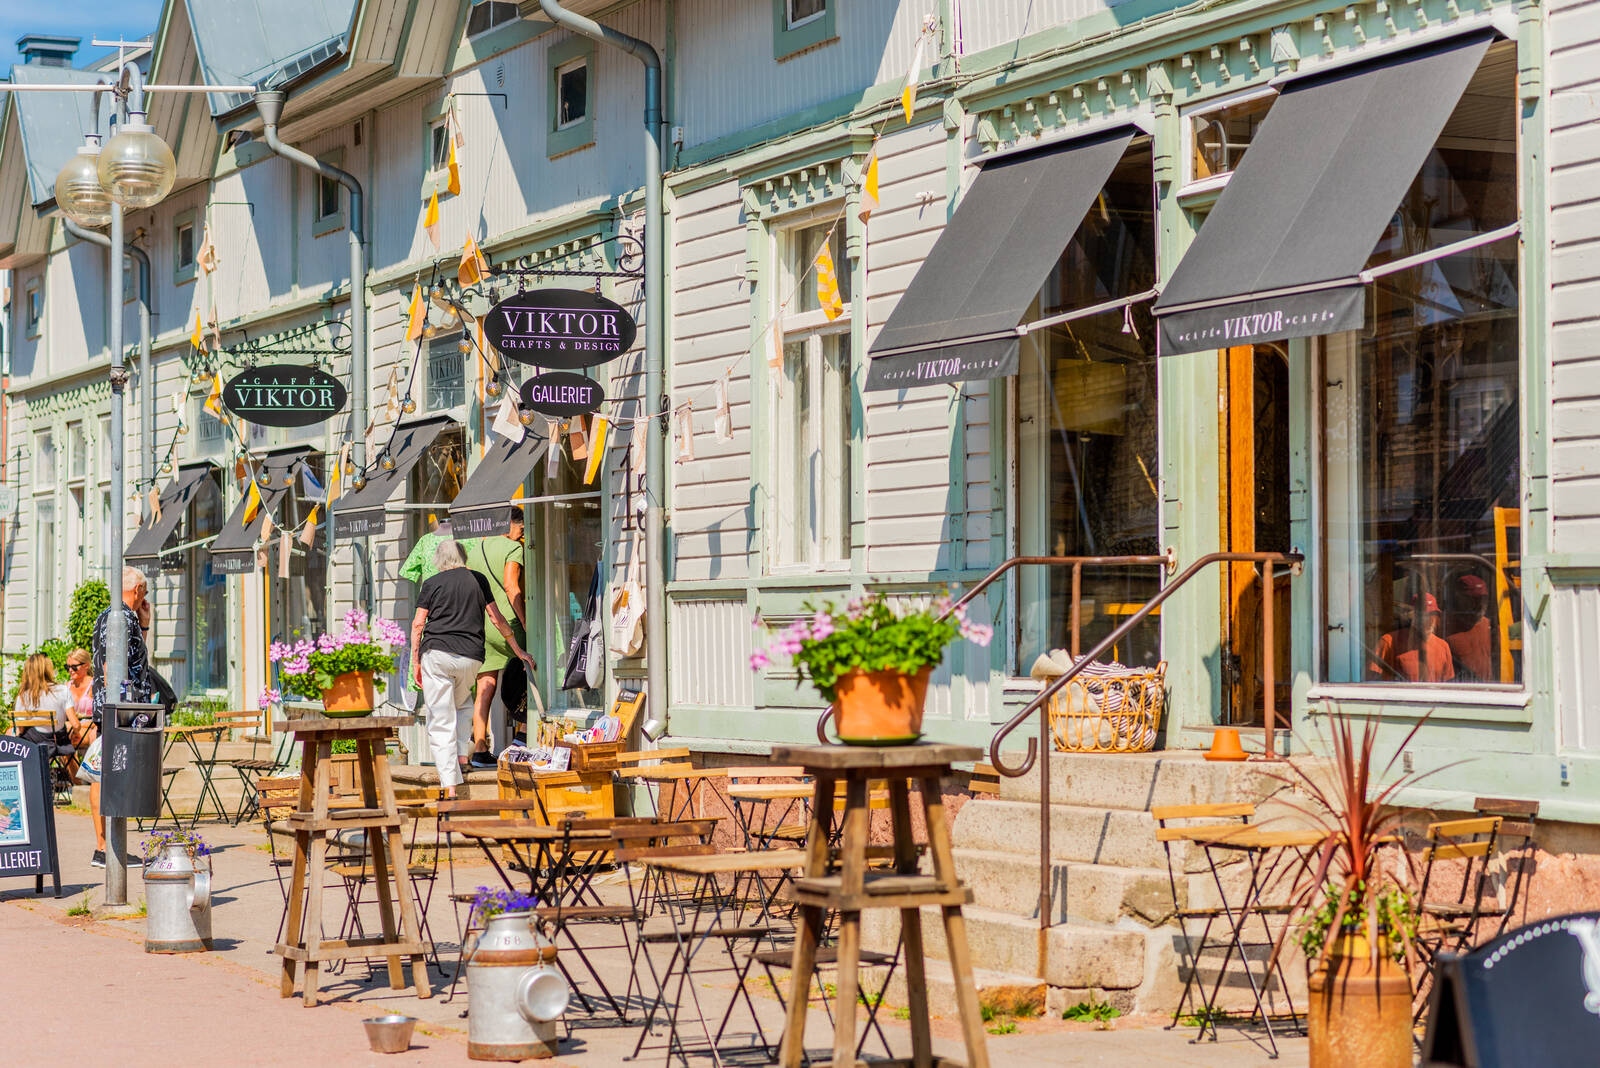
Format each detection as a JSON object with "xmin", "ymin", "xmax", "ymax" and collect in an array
[{"xmin": 537, "ymin": 0, "xmax": 669, "ymax": 744}]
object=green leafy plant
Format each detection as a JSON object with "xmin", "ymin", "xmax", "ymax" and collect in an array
[
  {"xmin": 749, "ymin": 592, "xmax": 993, "ymax": 701},
  {"xmin": 1178, "ymin": 1007, "xmax": 1234, "ymax": 1028},
  {"xmin": 261, "ymin": 610, "xmax": 405, "ymax": 704},
  {"xmin": 66, "ymin": 892, "xmax": 91, "ymax": 917},
  {"xmin": 140, "ymin": 828, "xmax": 211, "ymax": 863},
  {"xmin": 893, "ymin": 1007, "xmax": 911, "ymax": 1021},
  {"xmin": 1299, "ymin": 880, "xmax": 1415, "ymax": 964},
  {"xmin": 170, "ymin": 696, "xmax": 226, "ymax": 727},
  {"xmin": 67, "ymin": 580, "xmax": 110, "ymax": 651},
  {"xmin": 987, "ymin": 1021, "xmax": 1018, "ymax": 1035},
  {"xmin": 1063, "ymin": 998, "xmax": 1120, "ymax": 1023}
]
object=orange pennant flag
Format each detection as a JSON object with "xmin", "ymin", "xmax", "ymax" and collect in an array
[
  {"xmin": 404, "ymin": 283, "xmax": 427, "ymax": 342},
  {"xmin": 190, "ymin": 312, "xmax": 204, "ymax": 350},
  {"xmin": 300, "ymin": 506, "xmax": 319, "ymax": 547},
  {"xmin": 902, "ymin": 35, "xmax": 926, "ymax": 123},
  {"xmin": 423, "ymin": 190, "xmax": 441, "ymax": 250},
  {"xmin": 458, "ymin": 235, "xmax": 488, "ymax": 286},
  {"xmin": 858, "ymin": 150, "xmax": 880, "ymax": 223},
  {"xmin": 242, "ymin": 479, "xmax": 262, "ymax": 526},
  {"xmin": 204, "ymin": 373, "xmax": 224, "ymax": 418},
  {"xmin": 446, "ymin": 134, "xmax": 461, "ymax": 197},
  {"xmin": 815, "ymin": 243, "xmax": 844, "ymax": 321}
]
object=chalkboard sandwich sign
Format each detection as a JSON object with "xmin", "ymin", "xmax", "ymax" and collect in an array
[
  {"xmin": 0, "ymin": 734, "xmax": 61, "ymax": 897},
  {"xmin": 520, "ymin": 370, "xmax": 605, "ymax": 417},
  {"xmin": 224, "ymin": 364, "xmax": 348, "ymax": 428},
  {"xmin": 484, "ymin": 288, "xmax": 636, "ymax": 368}
]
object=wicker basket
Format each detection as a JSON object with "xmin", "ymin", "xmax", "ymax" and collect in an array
[{"xmin": 1046, "ymin": 661, "xmax": 1167, "ymax": 753}]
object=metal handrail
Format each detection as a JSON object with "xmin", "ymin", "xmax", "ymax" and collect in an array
[
  {"xmin": 813, "ymin": 553, "xmax": 1174, "ymax": 744},
  {"xmin": 983, "ymin": 549, "xmax": 1303, "ymax": 978}
]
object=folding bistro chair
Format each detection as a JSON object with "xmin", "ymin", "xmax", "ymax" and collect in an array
[
  {"xmin": 221, "ymin": 708, "xmax": 290, "ymax": 824},
  {"xmin": 1411, "ymin": 814, "xmax": 1517, "ymax": 1021},
  {"xmin": 1153, "ymin": 802, "xmax": 1261, "ymax": 1030},
  {"xmin": 10, "ymin": 713, "xmax": 76, "ymax": 803},
  {"xmin": 1472, "ymin": 797, "xmax": 1539, "ymax": 941},
  {"xmin": 723, "ymin": 765, "xmax": 809, "ymax": 852}
]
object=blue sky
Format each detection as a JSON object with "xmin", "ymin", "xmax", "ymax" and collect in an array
[{"xmin": 1, "ymin": 1, "xmax": 166, "ymax": 76}]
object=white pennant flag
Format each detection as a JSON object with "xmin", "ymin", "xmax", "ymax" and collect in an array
[
  {"xmin": 713, "ymin": 372, "xmax": 733, "ymax": 443},
  {"xmin": 674, "ymin": 402, "xmax": 695, "ymax": 463},
  {"xmin": 169, "ymin": 391, "xmax": 185, "ymax": 416},
  {"xmin": 260, "ymin": 511, "xmax": 275, "ymax": 542},
  {"xmin": 630, "ymin": 421, "xmax": 647, "ymax": 470},
  {"xmin": 546, "ymin": 420, "xmax": 562, "ymax": 477},
  {"xmin": 491, "ymin": 397, "xmax": 525, "ymax": 443},
  {"xmin": 278, "ymin": 531, "xmax": 292, "ymax": 578}
]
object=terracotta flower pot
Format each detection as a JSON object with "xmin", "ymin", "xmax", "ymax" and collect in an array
[
  {"xmin": 832, "ymin": 666, "xmax": 933, "ymax": 745},
  {"xmin": 1307, "ymin": 933, "xmax": 1413, "ymax": 1068},
  {"xmin": 321, "ymin": 670, "xmax": 376, "ymax": 718}
]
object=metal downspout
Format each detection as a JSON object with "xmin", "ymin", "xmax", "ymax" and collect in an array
[
  {"xmin": 537, "ymin": 0, "xmax": 669, "ymax": 741},
  {"xmin": 253, "ymin": 89, "xmax": 371, "ymax": 611}
]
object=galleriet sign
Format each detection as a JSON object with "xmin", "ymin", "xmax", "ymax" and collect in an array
[
  {"xmin": 484, "ymin": 288, "xmax": 636, "ymax": 368},
  {"xmin": 224, "ymin": 365, "xmax": 348, "ymax": 427},
  {"xmin": 520, "ymin": 371, "xmax": 605, "ymax": 417}
]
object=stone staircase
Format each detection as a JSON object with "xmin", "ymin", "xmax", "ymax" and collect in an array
[{"xmin": 865, "ymin": 749, "xmax": 1309, "ymax": 1017}]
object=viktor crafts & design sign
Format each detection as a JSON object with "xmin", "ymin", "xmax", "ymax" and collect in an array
[
  {"xmin": 520, "ymin": 371, "xmax": 605, "ymax": 417},
  {"xmin": 223, "ymin": 365, "xmax": 349, "ymax": 427},
  {"xmin": 484, "ymin": 288, "xmax": 636, "ymax": 368}
]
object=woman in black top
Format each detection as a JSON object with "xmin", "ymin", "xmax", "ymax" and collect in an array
[{"xmin": 411, "ymin": 539, "xmax": 533, "ymax": 797}]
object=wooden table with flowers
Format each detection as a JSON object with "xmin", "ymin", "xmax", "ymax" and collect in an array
[{"xmin": 272, "ymin": 712, "xmax": 431, "ymax": 1006}]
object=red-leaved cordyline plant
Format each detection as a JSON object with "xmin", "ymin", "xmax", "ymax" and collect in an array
[{"xmin": 1263, "ymin": 709, "xmax": 1455, "ymax": 978}]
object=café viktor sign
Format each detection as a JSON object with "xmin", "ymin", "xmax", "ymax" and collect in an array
[
  {"xmin": 223, "ymin": 364, "xmax": 348, "ymax": 428},
  {"xmin": 484, "ymin": 288, "xmax": 636, "ymax": 368}
]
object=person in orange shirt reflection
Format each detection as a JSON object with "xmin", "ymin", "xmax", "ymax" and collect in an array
[
  {"xmin": 1444, "ymin": 574, "xmax": 1494, "ymax": 682},
  {"xmin": 1370, "ymin": 593, "xmax": 1456, "ymax": 683}
]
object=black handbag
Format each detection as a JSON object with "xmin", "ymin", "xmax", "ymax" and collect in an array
[{"xmin": 561, "ymin": 566, "xmax": 601, "ymax": 690}]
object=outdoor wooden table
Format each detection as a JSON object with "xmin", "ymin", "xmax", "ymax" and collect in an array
[
  {"xmin": 633, "ymin": 849, "xmax": 808, "ymax": 1066},
  {"xmin": 161, "ymin": 723, "xmax": 230, "ymax": 825},
  {"xmin": 629, "ymin": 764, "xmax": 727, "ymax": 821},
  {"xmin": 272, "ymin": 714, "xmax": 430, "ymax": 1006},
  {"xmin": 727, "ymin": 782, "xmax": 814, "ymax": 852},
  {"xmin": 774, "ymin": 742, "xmax": 988, "ymax": 1068},
  {"xmin": 441, "ymin": 817, "xmax": 612, "ymax": 903},
  {"xmin": 1183, "ymin": 826, "xmax": 1326, "ymax": 1055}
]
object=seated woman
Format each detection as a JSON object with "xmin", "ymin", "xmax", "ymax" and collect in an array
[
  {"xmin": 63, "ymin": 648, "xmax": 95, "ymax": 781},
  {"xmin": 14, "ymin": 653, "xmax": 80, "ymax": 769}
]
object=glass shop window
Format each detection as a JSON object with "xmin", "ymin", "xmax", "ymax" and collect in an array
[
  {"xmin": 406, "ymin": 425, "xmax": 467, "ymax": 549},
  {"xmin": 1017, "ymin": 143, "xmax": 1162, "ymax": 672},
  {"xmin": 266, "ymin": 455, "xmax": 329, "ymax": 647},
  {"xmin": 1321, "ymin": 43, "xmax": 1521, "ymax": 687},
  {"xmin": 426, "ymin": 334, "xmax": 468, "ymax": 413},
  {"xmin": 186, "ymin": 470, "xmax": 228, "ymax": 692},
  {"xmin": 1188, "ymin": 91, "xmax": 1274, "ymax": 184}
]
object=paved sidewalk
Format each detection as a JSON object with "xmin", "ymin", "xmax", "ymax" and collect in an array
[{"xmin": 1, "ymin": 809, "xmax": 1307, "ymax": 1067}]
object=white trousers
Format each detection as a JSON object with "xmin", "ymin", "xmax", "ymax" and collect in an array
[{"xmin": 420, "ymin": 649, "xmax": 483, "ymax": 788}]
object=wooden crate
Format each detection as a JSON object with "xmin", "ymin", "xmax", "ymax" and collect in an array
[
  {"xmin": 497, "ymin": 765, "xmax": 615, "ymax": 824},
  {"xmin": 555, "ymin": 740, "xmax": 622, "ymax": 772}
]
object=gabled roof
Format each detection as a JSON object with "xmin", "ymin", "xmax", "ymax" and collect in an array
[
  {"xmin": 10, "ymin": 64, "xmax": 114, "ymax": 208},
  {"xmin": 184, "ymin": 0, "xmax": 359, "ymax": 117}
]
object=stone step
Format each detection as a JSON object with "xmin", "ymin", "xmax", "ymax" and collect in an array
[
  {"xmin": 951, "ymin": 798, "xmax": 1187, "ymax": 870},
  {"xmin": 955, "ymin": 848, "xmax": 1179, "ymax": 927},
  {"xmin": 862, "ymin": 905, "xmax": 1147, "ymax": 991},
  {"xmin": 995, "ymin": 749, "xmax": 1280, "ymax": 811}
]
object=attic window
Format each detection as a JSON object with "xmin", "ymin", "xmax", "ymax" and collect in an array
[
  {"xmin": 556, "ymin": 58, "xmax": 588, "ymax": 129},
  {"xmin": 467, "ymin": 0, "xmax": 520, "ymax": 38},
  {"xmin": 787, "ymin": 0, "xmax": 827, "ymax": 28},
  {"xmin": 431, "ymin": 120, "xmax": 450, "ymax": 170},
  {"xmin": 317, "ymin": 175, "xmax": 340, "ymax": 221}
]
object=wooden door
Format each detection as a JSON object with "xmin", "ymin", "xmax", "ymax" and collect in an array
[{"xmin": 1219, "ymin": 345, "xmax": 1291, "ymax": 725}]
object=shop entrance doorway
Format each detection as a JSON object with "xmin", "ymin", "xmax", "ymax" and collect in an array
[{"xmin": 1219, "ymin": 344, "xmax": 1291, "ymax": 725}]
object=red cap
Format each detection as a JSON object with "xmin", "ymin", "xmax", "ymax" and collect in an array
[
  {"xmin": 1418, "ymin": 593, "xmax": 1441, "ymax": 615},
  {"xmin": 1457, "ymin": 574, "xmax": 1488, "ymax": 598}
]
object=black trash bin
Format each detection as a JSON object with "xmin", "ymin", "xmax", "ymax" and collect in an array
[{"xmin": 101, "ymin": 703, "xmax": 165, "ymax": 819}]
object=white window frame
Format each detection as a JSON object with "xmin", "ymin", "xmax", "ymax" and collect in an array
[
  {"xmin": 786, "ymin": 0, "xmax": 828, "ymax": 30},
  {"xmin": 767, "ymin": 213, "xmax": 853, "ymax": 573},
  {"xmin": 1177, "ymin": 84, "xmax": 1279, "ymax": 197},
  {"xmin": 65, "ymin": 421, "xmax": 86, "ymax": 484},
  {"xmin": 24, "ymin": 280, "xmax": 41, "ymax": 338},
  {"xmin": 97, "ymin": 415, "xmax": 112, "ymax": 484},
  {"xmin": 465, "ymin": 0, "xmax": 520, "ymax": 39},
  {"xmin": 555, "ymin": 57, "xmax": 589, "ymax": 131},
  {"xmin": 33, "ymin": 429, "xmax": 55, "ymax": 491}
]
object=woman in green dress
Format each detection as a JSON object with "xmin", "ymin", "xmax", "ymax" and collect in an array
[{"xmin": 465, "ymin": 507, "xmax": 529, "ymax": 765}]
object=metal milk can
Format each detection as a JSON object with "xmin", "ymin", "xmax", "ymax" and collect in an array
[
  {"xmin": 144, "ymin": 842, "xmax": 212, "ymax": 953},
  {"xmin": 467, "ymin": 910, "xmax": 570, "ymax": 1060}
]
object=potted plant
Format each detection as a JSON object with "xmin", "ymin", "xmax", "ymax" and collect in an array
[
  {"xmin": 140, "ymin": 828, "xmax": 212, "ymax": 870},
  {"xmin": 263, "ymin": 610, "xmax": 407, "ymax": 718},
  {"xmin": 750, "ymin": 592, "xmax": 993, "ymax": 745},
  {"xmin": 1268, "ymin": 712, "xmax": 1432, "ymax": 1068}
]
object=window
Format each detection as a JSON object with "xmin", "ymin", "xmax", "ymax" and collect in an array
[
  {"xmin": 66, "ymin": 422, "xmax": 86, "ymax": 482},
  {"xmin": 1321, "ymin": 47, "xmax": 1520, "ymax": 687},
  {"xmin": 466, "ymin": 0, "xmax": 519, "ymax": 38},
  {"xmin": 406, "ymin": 426, "xmax": 467, "ymax": 550},
  {"xmin": 1015, "ymin": 144, "xmax": 1161, "ymax": 671},
  {"xmin": 547, "ymin": 40, "xmax": 596, "ymax": 158},
  {"xmin": 1184, "ymin": 90, "xmax": 1275, "ymax": 187},
  {"xmin": 33, "ymin": 499, "xmax": 55, "ymax": 641},
  {"xmin": 266, "ymin": 454, "xmax": 329, "ymax": 649},
  {"xmin": 312, "ymin": 151, "xmax": 345, "ymax": 237},
  {"xmin": 98, "ymin": 416, "xmax": 112, "ymax": 482},
  {"xmin": 770, "ymin": 220, "xmax": 852, "ymax": 570},
  {"xmin": 25, "ymin": 280, "xmax": 41, "ymax": 337},
  {"xmin": 186, "ymin": 471, "xmax": 227, "ymax": 692},
  {"xmin": 556, "ymin": 59, "xmax": 588, "ymax": 129},
  {"xmin": 99, "ymin": 488, "xmax": 114, "ymax": 576},
  {"xmin": 174, "ymin": 212, "xmax": 197, "ymax": 284},
  {"xmin": 531, "ymin": 440, "xmax": 603, "ymax": 713},
  {"xmin": 123, "ymin": 253, "xmax": 137, "ymax": 303},
  {"xmin": 430, "ymin": 120, "xmax": 451, "ymax": 172},
  {"xmin": 34, "ymin": 430, "xmax": 55, "ymax": 489},
  {"xmin": 773, "ymin": 0, "xmax": 836, "ymax": 58},
  {"xmin": 194, "ymin": 395, "xmax": 225, "ymax": 456},
  {"xmin": 426, "ymin": 334, "xmax": 467, "ymax": 413}
]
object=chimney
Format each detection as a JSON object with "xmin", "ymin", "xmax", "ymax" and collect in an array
[{"xmin": 16, "ymin": 34, "xmax": 80, "ymax": 68}]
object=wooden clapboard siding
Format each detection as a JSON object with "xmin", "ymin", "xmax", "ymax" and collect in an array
[
  {"xmin": 1548, "ymin": 0, "xmax": 1600, "ymax": 551},
  {"xmin": 670, "ymin": 179, "xmax": 753, "ymax": 583},
  {"xmin": 674, "ymin": 0, "xmax": 930, "ymax": 151},
  {"xmin": 1554, "ymin": 583, "xmax": 1600, "ymax": 753},
  {"xmin": 861, "ymin": 121, "xmax": 961, "ymax": 573},
  {"xmin": 956, "ymin": 0, "xmax": 1111, "ymax": 55},
  {"xmin": 668, "ymin": 597, "xmax": 756, "ymax": 707}
]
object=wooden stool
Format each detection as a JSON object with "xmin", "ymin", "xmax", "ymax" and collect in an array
[
  {"xmin": 273, "ymin": 714, "xmax": 432, "ymax": 1006},
  {"xmin": 773, "ymin": 743, "xmax": 988, "ymax": 1068}
]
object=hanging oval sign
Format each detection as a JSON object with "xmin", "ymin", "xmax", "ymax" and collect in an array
[
  {"xmin": 223, "ymin": 364, "xmax": 348, "ymax": 428},
  {"xmin": 484, "ymin": 287, "xmax": 637, "ymax": 368},
  {"xmin": 520, "ymin": 371, "xmax": 606, "ymax": 417}
]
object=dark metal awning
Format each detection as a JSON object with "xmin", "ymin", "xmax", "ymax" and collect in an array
[
  {"xmin": 865, "ymin": 127, "xmax": 1138, "ymax": 391},
  {"xmin": 125, "ymin": 463, "xmax": 217, "ymax": 570},
  {"xmin": 209, "ymin": 447, "xmax": 314, "ymax": 574},
  {"xmin": 1154, "ymin": 30, "xmax": 1497, "ymax": 355},
  {"xmin": 449, "ymin": 433, "xmax": 550, "ymax": 538},
  {"xmin": 331, "ymin": 416, "xmax": 453, "ymax": 541}
]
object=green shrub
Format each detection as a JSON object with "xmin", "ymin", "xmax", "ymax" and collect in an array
[{"xmin": 67, "ymin": 580, "xmax": 110, "ymax": 653}]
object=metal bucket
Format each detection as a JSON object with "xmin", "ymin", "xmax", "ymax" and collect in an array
[{"xmin": 363, "ymin": 1015, "xmax": 417, "ymax": 1054}]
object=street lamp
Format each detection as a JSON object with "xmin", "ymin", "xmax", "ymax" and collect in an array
[
  {"xmin": 53, "ymin": 141, "xmax": 113, "ymax": 227},
  {"xmin": 97, "ymin": 113, "xmax": 176, "ymax": 208}
]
